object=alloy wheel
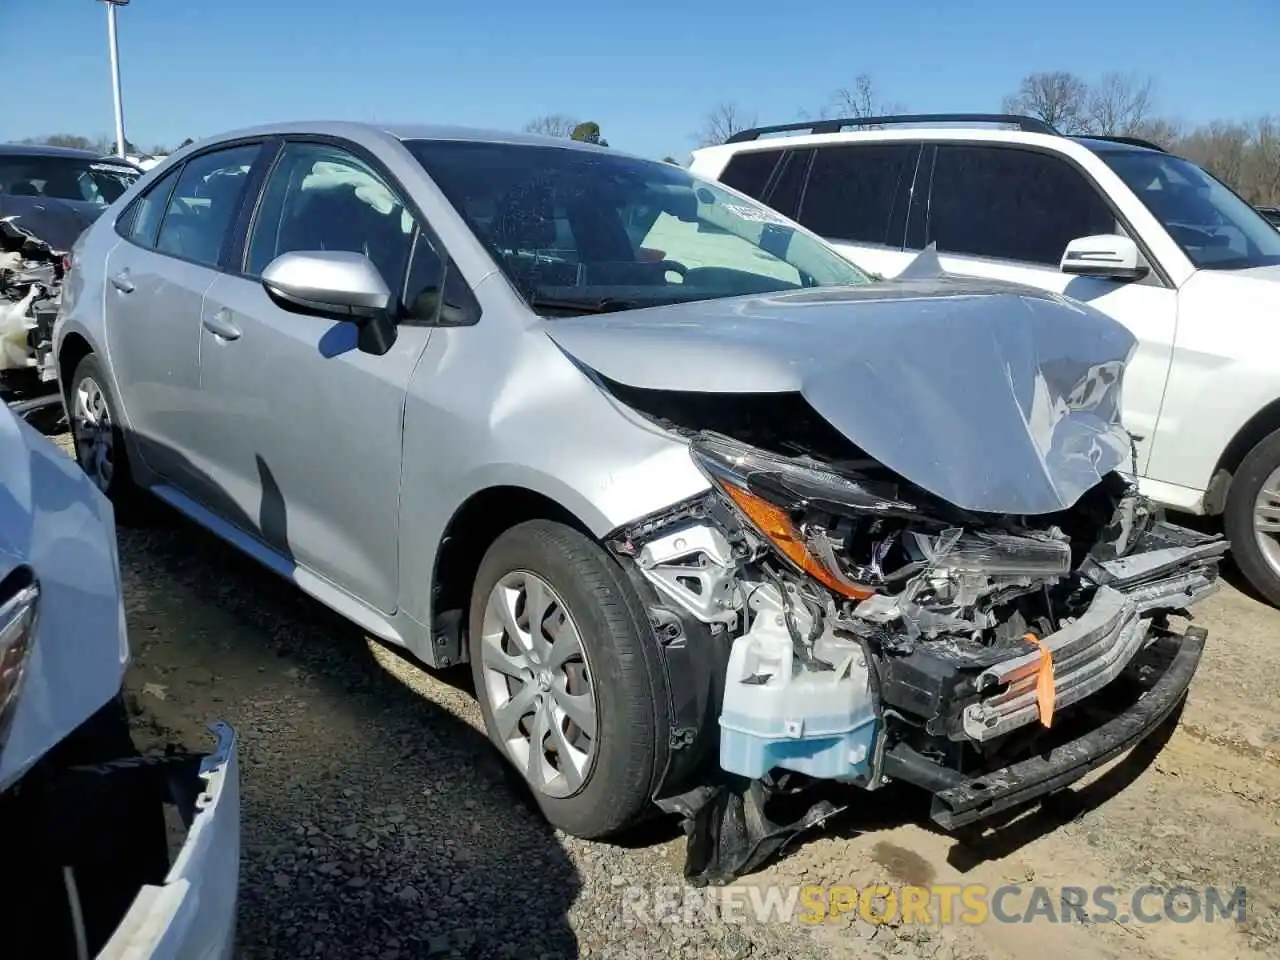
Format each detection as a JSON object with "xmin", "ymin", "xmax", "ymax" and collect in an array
[
  {"xmin": 1253, "ymin": 465, "xmax": 1280, "ymax": 581},
  {"xmin": 73, "ymin": 376, "xmax": 115, "ymax": 493},
  {"xmin": 479, "ymin": 570, "xmax": 599, "ymax": 799}
]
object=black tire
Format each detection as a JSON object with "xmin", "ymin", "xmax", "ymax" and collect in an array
[
  {"xmin": 467, "ymin": 519, "xmax": 669, "ymax": 840},
  {"xmin": 1224, "ymin": 427, "xmax": 1280, "ymax": 608},
  {"xmin": 67, "ymin": 353, "xmax": 147, "ymax": 519}
]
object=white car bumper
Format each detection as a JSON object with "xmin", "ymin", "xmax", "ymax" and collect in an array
[{"xmin": 98, "ymin": 722, "xmax": 240, "ymax": 960}]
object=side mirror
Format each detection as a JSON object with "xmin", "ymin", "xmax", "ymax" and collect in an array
[
  {"xmin": 1060, "ymin": 234, "xmax": 1148, "ymax": 282},
  {"xmin": 261, "ymin": 250, "xmax": 397, "ymax": 355}
]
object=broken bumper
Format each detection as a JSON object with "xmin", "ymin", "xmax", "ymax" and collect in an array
[
  {"xmin": 98, "ymin": 722, "xmax": 240, "ymax": 960},
  {"xmin": 883, "ymin": 626, "xmax": 1204, "ymax": 830},
  {"xmin": 960, "ymin": 534, "xmax": 1224, "ymax": 742}
]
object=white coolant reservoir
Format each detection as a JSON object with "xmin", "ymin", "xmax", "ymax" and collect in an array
[{"xmin": 719, "ymin": 585, "xmax": 878, "ymax": 782}]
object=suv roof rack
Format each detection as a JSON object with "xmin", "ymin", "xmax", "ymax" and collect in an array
[
  {"xmin": 724, "ymin": 113, "xmax": 1059, "ymax": 143},
  {"xmin": 1079, "ymin": 134, "xmax": 1168, "ymax": 153}
]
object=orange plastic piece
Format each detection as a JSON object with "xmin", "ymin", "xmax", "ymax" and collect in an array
[
  {"xmin": 1024, "ymin": 632, "xmax": 1056, "ymax": 728},
  {"xmin": 722, "ymin": 484, "xmax": 874, "ymax": 600}
]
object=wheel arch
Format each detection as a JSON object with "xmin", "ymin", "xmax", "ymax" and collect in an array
[
  {"xmin": 428, "ymin": 484, "xmax": 598, "ymax": 663},
  {"xmin": 1204, "ymin": 396, "xmax": 1280, "ymax": 515},
  {"xmin": 56, "ymin": 331, "xmax": 95, "ymax": 407}
]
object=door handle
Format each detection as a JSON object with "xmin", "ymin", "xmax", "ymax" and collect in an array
[
  {"xmin": 202, "ymin": 308, "xmax": 242, "ymax": 341},
  {"xmin": 110, "ymin": 271, "xmax": 134, "ymax": 293}
]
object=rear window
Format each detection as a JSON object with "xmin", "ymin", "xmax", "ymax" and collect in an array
[{"xmin": 0, "ymin": 154, "xmax": 139, "ymax": 206}]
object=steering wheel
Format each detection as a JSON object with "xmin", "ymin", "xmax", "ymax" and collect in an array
[
  {"xmin": 1167, "ymin": 223, "xmax": 1225, "ymax": 248},
  {"xmin": 655, "ymin": 259, "xmax": 688, "ymax": 281}
]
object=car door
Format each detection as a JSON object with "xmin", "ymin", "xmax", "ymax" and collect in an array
[
  {"xmin": 102, "ymin": 142, "xmax": 265, "ymax": 487},
  {"xmin": 195, "ymin": 139, "xmax": 444, "ymax": 614},
  {"xmin": 918, "ymin": 143, "xmax": 1179, "ymax": 477}
]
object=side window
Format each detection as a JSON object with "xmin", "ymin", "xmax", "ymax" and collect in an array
[
  {"xmin": 797, "ymin": 144, "xmax": 918, "ymax": 246},
  {"xmin": 926, "ymin": 145, "xmax": 1118, "ymax": 267},
  {"xmin": 246, "ymin": 142, "xmax": 416, "ymax": 304},
  {"xmin": 401, "ymin": 227, "xmax": 447, "ymax": 323},
  {"xmin": 154, "ymin": 145, "xmax": 260, "ymax": 267},
  {"xmin": 120, "ymin": 166, "xmax": 180, "ymax": 248},
  {"xmin": 718, "ymin": 150, "xmax": 784, "ymax": 202},
  {"xmin": 764, "ymin": 149, "xmax": 813, "ymax": 220}
]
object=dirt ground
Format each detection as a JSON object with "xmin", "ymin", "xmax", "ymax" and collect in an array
[{"xmin": 45, "ymin": 432, "xmax": 1279, "ymax": 959}]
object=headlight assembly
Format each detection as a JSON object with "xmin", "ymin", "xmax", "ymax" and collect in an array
[
  {"xmin": 688, "ymin": 432, "xmax": 920, "ymax": 600},
  {"xmin": 689, "ymin": 433, "xmax": 1073, "ymax": 602},
  {"xmin": 0, "ymin": 568, "xmax": 39, "ymax": 756}
]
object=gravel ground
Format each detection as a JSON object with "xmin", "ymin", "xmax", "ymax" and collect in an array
[{"xmin": 42, "ymin": 428, "xmax": 1280, "ymax": 960}]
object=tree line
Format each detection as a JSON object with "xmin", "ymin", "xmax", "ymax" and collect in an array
[
  {"xmin": 692, "ymin": 71, "xmax": 1279, "ymax": 206},
  {"xmin": 20, "ymin": 74, "xmax": 1278, "ymax": 206},
  {"xmin": 16, "ymin": 133, "xmax": 195, "ymax": 156}
]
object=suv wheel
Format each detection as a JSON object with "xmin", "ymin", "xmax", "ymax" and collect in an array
[
  {"xmin": 67, "ymin": 353, "xmax": 135, "ymax": 504},
  {"xmin": 1224, "ymin": 427, "xmax": 1280, "ymax": 607},
  {"xmin": 467, "ymin": 519, "xmax": 668, "ymax": 839}
]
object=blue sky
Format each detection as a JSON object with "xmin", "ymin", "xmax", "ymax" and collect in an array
[{"xmin": 6, "ymin": 0, "xmax": 1277, "ymax": 160}]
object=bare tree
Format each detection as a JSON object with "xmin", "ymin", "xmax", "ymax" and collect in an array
[
  {"xmin": 1244, "ymin": 116, "xmax": 1280, "ymax": 206},
  {"xmin": 20, "ymin": 134, "xmax": 96, "ymax": 150},
  {"xmin": 1127, "ymin": 117, "xmax": 1183, "ymax": 149},
  {"xmin": 1088, "ymin": 72, "xmax": 1155, "ymax": 135},
  {"xmin": 823, "ymin": 74, "xmax": 900, "ymax": 120},
  {"xmin": 1180, "ymin": 121, "xmax": 1253, "ymax": 197},
  {"xmin": 1001, "ymin": 71, "xmax": 1090, "ymax": 133},
  {"xmin": 523, "ymin": 114, "xmax": 580, "ymax": 138},
  {"xmin": 695, "ymin": 102, "xmax": 758, "ymax": 147}
]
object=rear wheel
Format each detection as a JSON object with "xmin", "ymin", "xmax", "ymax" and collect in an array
[
  {"xmin": 1224, "ymin": 427, "xmax": 1280, "ymax": 608},
  {"xmin": 467, "ymin": 519, "xmax": 668, "ymax": 839},
  {"xmin": 68, "ymin": 353, "xmax": 145, "ymax": 515}
]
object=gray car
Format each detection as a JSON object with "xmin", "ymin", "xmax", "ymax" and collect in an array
[{"xmin": 52, "ymin": 122, "xmax": 1226, "ymax": 880}]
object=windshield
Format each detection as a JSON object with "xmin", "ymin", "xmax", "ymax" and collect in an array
[
  {"xmin": 405, "ymin": 140, "xmax": 870, "ymax": 313},
  {"xmin": 1100, "ymin": 149, "xmax": 1280, "ymax": 270},
  {"xmin": 0, "ymin": 154, "xmax": 140, "ymax": 207}
]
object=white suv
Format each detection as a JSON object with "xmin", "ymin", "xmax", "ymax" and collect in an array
[{"xmin": 691, "ymin": 113, "xmax": 1280, "ymax": 607}]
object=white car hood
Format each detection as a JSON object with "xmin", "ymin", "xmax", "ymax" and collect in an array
[{"xmin": 0, "ymin": 406, "xmax": 129, "ymax": 790}]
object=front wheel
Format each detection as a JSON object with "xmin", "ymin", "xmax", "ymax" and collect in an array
[
  {"xmin": 467, "ymin": 519, "xmax": 668, "ymax": 839},
  {"xmin": 1224, "ymin": 427, "xmax": 1280, "ymax": 608}
]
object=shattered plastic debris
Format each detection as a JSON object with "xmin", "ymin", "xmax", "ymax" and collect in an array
[
  {"xmin": 656, "ymin": 775, "xmax": 843, "ymax": 886},
  {"xmin": 0, "ymin": 215, "xmax": 64, "ymax": 384}
]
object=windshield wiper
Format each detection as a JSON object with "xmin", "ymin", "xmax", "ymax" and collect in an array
[{"xmin": 528, "ymin": 295, "xmax": 644, "ymax": 315}]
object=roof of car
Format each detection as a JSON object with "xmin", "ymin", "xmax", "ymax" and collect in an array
[
  {"xmin": 186, "ymin": 120, "xmax": 611, "ymax": 154},
  {"xmin": 692, "ymin": 115, "xmax": 1170, "ymax": 160},
  {"xmin": 0, "ymin": 142, "xmax": 131, "ymax": 161}
]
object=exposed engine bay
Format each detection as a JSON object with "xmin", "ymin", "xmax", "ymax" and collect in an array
[
  {"xmin": 603, "ymin": 387, "xmax": 1226, "ymax": 885},
  {"xmin": 0, "ymin": 214, "xmax": 64, "ymax": 393}
]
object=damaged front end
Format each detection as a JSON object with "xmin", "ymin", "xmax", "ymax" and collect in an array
[
  {"xmin": 609, "ymin": 430, "xmax": 1224, "ymax": 883},
  {"xmin": 0, "ymin": 215, "xmax": 65, "ymax": 396},
  {"xmin": 544, "ymin": 267, "xmax": 1226, "ymax": 883}
]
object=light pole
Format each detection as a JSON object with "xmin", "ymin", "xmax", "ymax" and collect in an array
[{"xmin": 98, "ymin": 0, "xmax": 130, "ymax": 157}]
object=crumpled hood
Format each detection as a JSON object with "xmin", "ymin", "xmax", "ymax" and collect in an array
[{"xmin": 545, "ymin": 277, "xmax": 1138, "ymax": 515}]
